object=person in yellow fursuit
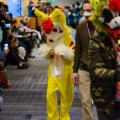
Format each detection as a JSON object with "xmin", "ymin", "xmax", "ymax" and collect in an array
[{"xmin": 34, "ymin": 8, "xmax": 75, "ymax": 120}]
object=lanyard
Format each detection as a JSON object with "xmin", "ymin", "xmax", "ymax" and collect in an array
[
  {"xmin": 86, "ymin": 22, "xmax": 97, "ymax": 38},
  {"xmin": 56, "ymin": 55, "xmax": 59, "ymax": 67}
]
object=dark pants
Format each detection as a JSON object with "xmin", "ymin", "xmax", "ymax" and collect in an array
[
  {"xmin": 18, "ymin": 38, "xmax": 32, "ymax": 54},
  {"xmin": 97, "ymin": 102, "xmax": 120, "ymax": 120},
  {"xmin": 4, "ymin": 49, "xmax": 21, "ymax": 67}
]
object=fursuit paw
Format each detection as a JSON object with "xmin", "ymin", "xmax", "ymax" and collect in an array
[
  {"xmin": 54, "ymin": 45, "xmax": 73, "ymax": 60},
  {"xmin": 38, "ymin": 44, "xmax": 52, "ymax": 58}
]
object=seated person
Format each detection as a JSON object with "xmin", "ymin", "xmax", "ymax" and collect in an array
[
  {"xmin": 9, "ymin": 26, "xmax": 29, "ymax": 61},
  {"xmin": 67, "ymin": 9, "xmax": 77, "ymax": 29},
  {"xmin": 12, "ymin": 26, "xmax": 35, "ymax": 58},
  {"xmin": 0, "ymin": 46, "xmax": 5, "ymax": 70},
  {"xmin": 0, "ymin": 43, "xmax": 11, "ymax": 88},
  {"xmin": 19, "ymin": 21, "xmax": 41, "ymax": 47},
  {"xmin": 4, "ymin": 35, "xmax": 29, "ymax": 69}
]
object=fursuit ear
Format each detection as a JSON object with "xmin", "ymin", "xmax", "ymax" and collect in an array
[
  {"xmin": 49, "ymin": 8, "xmax": 66, "ymax": 25},
  {"xmin": 34, "ymin": 9, "xmax": 48, "ymax": 23}
]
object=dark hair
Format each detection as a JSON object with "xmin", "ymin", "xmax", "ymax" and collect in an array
[
  {"xmin": 8, "ymin": 34, "xmax": 15, "ymax": 46},
  {"xmin": 4, "ymin": 4, "xmax": 8, "ymax": 9},
  {"xmin": 4, "ymin": 4, "xmax": 8, "ymax": 12},
  {"xmin": 11, "ymin": 19, "xmax": 17, "ymax": 25},
  {"xmin": 76, "ymin": 1, "xmax": 80, "ymax": 6},
  {"xmin": 8, "ymin": 34, "xmax": 17, "ymax": 48},
  {"xmin": 29, "ymin": 1, "xmax": 33, "ymax": 5},
  {"xmin": 8, "ymin": 13, "xmax": 13, "ymax": 21},
  {"xmin": 20, "ymin": 19, "xmax": 24, "ymax": 24},
  {"xmin": 23, "ymin": 22, "xmax": 28, "ymax": 26},
  {"xmin": 54, "ymin": 5, "xmax": 59, "ymax": 9},
  {"xmin": 83, "ymin": 0, "xmax": 90, "ymax": 4},
  {"xmin": 0, "ymin": 2, "xmax": 4, "ymax": 8},
  {"xmin": 8, "ymin": 34, "xmax": 14, "ymax": 40}
]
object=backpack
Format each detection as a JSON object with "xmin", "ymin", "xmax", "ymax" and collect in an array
[{"xmin": 0, "ymin": 69, "xmax": 11, "ymax": 89}]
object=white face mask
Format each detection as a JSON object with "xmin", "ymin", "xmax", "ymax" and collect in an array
[{"xmin": 83, "ymin": 11, "xmax": 92, "ymax": 17}]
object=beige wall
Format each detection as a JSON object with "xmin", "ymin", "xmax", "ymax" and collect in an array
[
  {"xmin": 51, "ymin": 0, "xmax": 82, "ymax": 7},
  {"xmin": 14, "ymin": 16, "xmax": 36, "ymax": 29},
  {"xmin": 2, "ymin": 0, "xmax": 38, "ymax": 16},
  {"xmin": 1, "ymin": 0, "xmax": 7, "ymax": 4}
]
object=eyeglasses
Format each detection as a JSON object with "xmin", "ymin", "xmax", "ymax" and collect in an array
[{"xmin": 83, "ymin": 9, "xmax": 93, "ymax": 12}]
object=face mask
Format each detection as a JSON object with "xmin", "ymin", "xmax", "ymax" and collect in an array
[
  {"xmin": 83, "ymin": 11, "xmax": 92, "ymax": 21},
  {"xmin": 83, "ymin": 11, "xmax": 92, "ymax": 17}
]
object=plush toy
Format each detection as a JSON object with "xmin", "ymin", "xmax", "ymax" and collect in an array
[{"xmin": 34, "ymin": 8, "xmax": 75, "ymax": 120}]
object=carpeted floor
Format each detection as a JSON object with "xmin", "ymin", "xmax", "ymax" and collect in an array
[{"xmin": 0, "ymin": 47, "xmax": 98, "ymax": 120}]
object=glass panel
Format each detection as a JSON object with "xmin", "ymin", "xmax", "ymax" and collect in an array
[{"xmin": 8, "ymin": 0, "xmax": 24, "ymax": 17}]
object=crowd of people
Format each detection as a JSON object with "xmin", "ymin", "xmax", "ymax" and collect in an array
[
  {"xmin": 0, "ymin": 1, "xmax": 42, "ymax": 110},
  {"xmin": 27, "ymin": 1, "xmax": 84, "ymax": 29}
]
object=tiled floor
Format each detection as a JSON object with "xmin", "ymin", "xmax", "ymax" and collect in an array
[{"xmin": 0, "ymin": 47, "xmax": 98, "ymax": 120}]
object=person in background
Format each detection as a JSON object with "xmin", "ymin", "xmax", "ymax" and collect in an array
[
  {"xmin": 4, "ymin": 35, "xmax": 29, "ymax": 69},
  {"xmin": 11, "ymin": 19, "xmax": 17, "ymax": 28},
  {"xmin": 67, "ymin": 9, "xmax": 77, "ymax": 29},
  {"xmin": 0, "ymin": 25, "xmax": 11, "ymax": 88},
  {"xmin": 27, "ymin": 1, "xmax": 36, "ymax": 17},
  {"xmin": 0, "ymin": 97, "xmax": 3, "ymax": 111},
  {"xmin": 88, "ymin": 0, "xmax": 120, "ymax": 119},
  {"xmin": 19, "ymin": 21, "xmax": 41, "ymax": 48},
  {"xmin": 74, "ymin": 1, "xmax": 83, "ymax": 25},
  {"xmin": 6, "ymin": 13, "xmax": 13, "ymax": 23},
  {"xmin": 0, "ymin": 2, "xmax": 8, "ymax": 48},
  {"xmin": 36, "ymin": 4, "xmax": 43, "ymax": 45},
  {"xmin": 0, "ymin": 2, "xmax": 5, "ymax": 27},
  {"xmin": 72, "ymin": 0, "xmax": 95, "ymax": 120}
]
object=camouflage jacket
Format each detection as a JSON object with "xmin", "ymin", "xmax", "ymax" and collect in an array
[{"xmin": 88, "ymin": 32, "xmax": 117, "ymax": 117}]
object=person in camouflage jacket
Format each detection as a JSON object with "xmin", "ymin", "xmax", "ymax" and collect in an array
[
  {"xmin": 88, "ymin": 0, "xmax": 120, "ymax": 119},
  {"xmin": 88, "ymin": 32, "xmax": 119, "ymax": 118}
]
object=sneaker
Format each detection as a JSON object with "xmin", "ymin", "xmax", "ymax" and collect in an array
[
  {"xmin": 28, "ymin": 54, "xmax": 35, "ymax": 58},
  {"xmin": 37, "ymin": 44, "xmax": 40, "ymax": 48},
  {"xmin": 17, "ymin": 64, "xmax": 29, "ymax": 69},
  {"xmin": 4, "ymin": 68, "xmax": 7, "ymax": 72}
]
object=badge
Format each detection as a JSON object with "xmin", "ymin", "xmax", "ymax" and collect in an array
[{"xmin": 55, "ymin": 66, "xmax": 61, "ymax": 76}]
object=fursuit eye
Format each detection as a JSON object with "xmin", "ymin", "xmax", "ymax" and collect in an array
[
  {"xmin": 53, "ymin": 28, "xmax": 58, "ymax": 32},
  {"xmin": 53, "ymin": 27, "xmax": 63, "ymax": 33},
  {"xmin": 103, "ymin": 8, "xmax": 114, "ymax": 23}
]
